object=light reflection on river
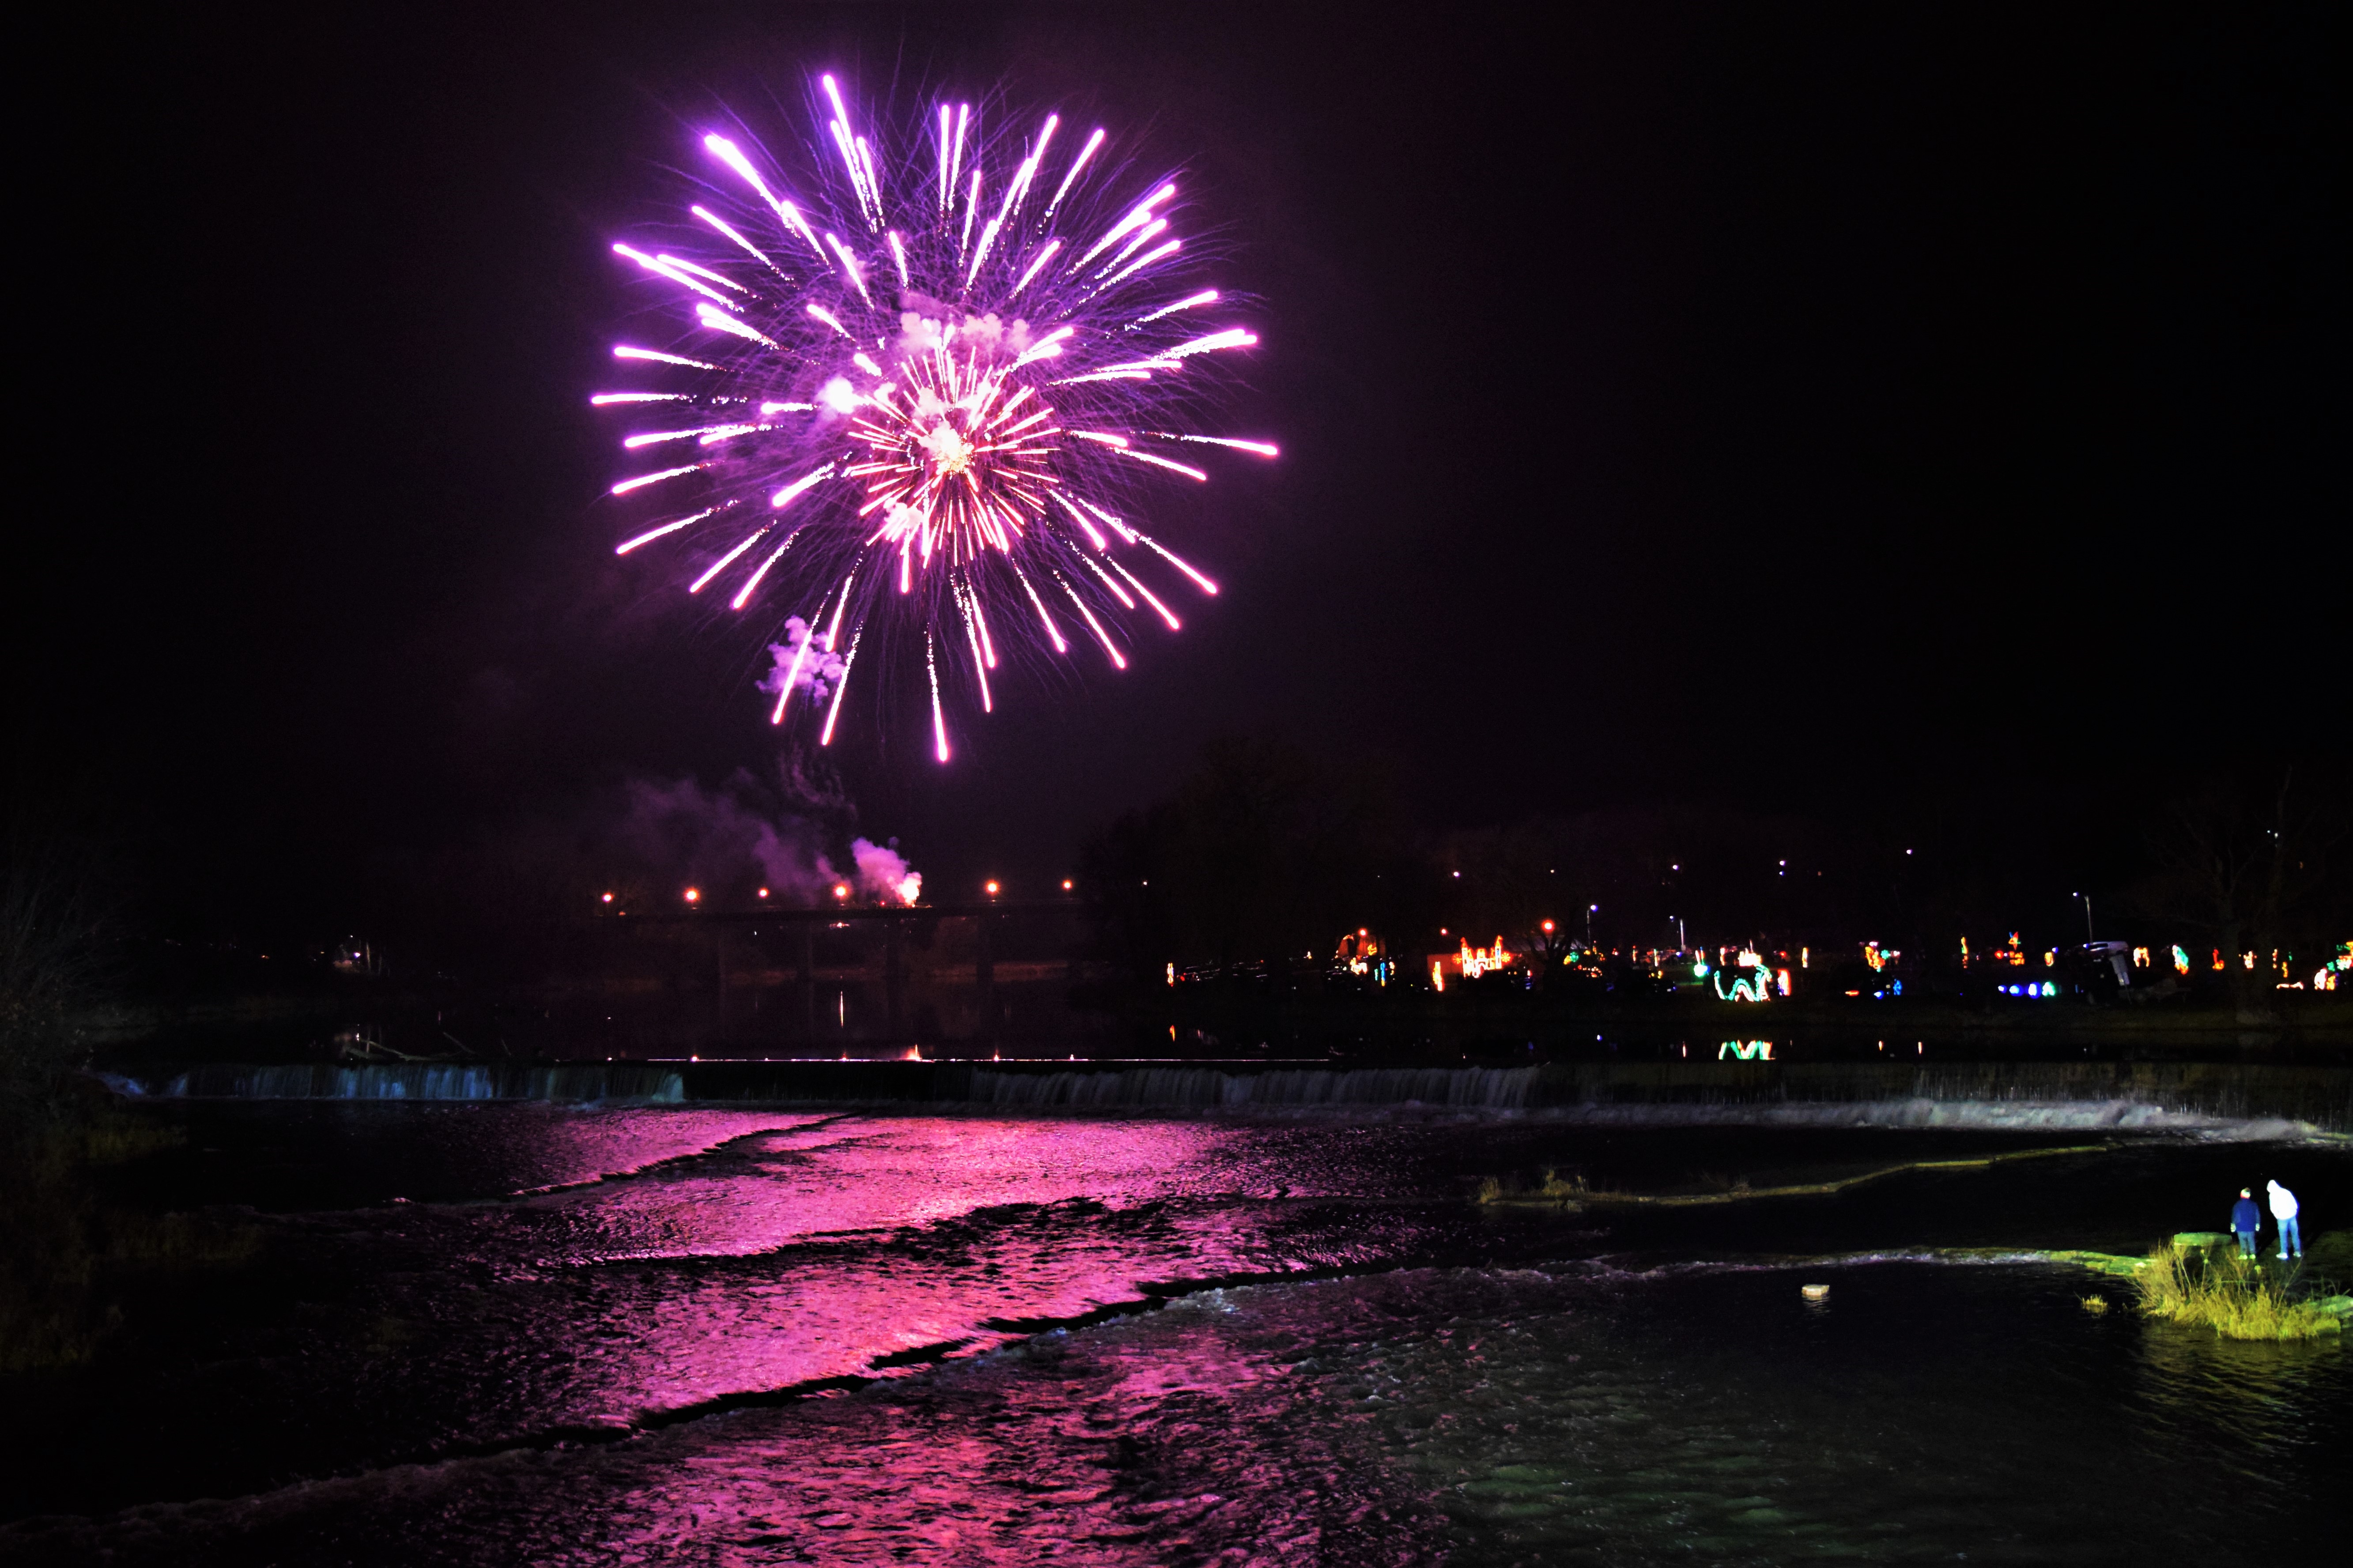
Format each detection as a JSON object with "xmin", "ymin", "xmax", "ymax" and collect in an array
[{"xmin": 3, "ymin": 1104, "xmax": 2342, "ymax": 1563}]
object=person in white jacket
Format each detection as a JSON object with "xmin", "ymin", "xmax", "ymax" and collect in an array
[{"xmin": 2266, "ymin": 1180, "xmax": 2302, "ymax": 1260}]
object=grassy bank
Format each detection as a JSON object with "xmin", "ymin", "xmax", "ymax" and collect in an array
[
  {"xmin": 2134, "ymin": 1240, "xmax": 2349, "ymax": 1339},
  {"xmin": 1476, "ymin": 1142, "xmax": 2110, "ymax": 1210},
  {"xmin": 1470, "ymin": 1149, "xmax": 2351, "ymax": 1342},
  {"xmin": 0, "ymin": 1086, "xmax": 261, "ymax": 1372}
]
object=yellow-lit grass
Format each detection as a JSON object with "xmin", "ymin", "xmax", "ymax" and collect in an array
[
  {"xmin": 1474, "ymin": 1168, "xmax": 1590, "ymax": 1206},
  {"xmin": 2135, "ymin": 1244, "xmax": 2342, "ymax": 1340},
  {"xmin": 1475, "ymin": 1144, "xmax": 2108, "ymax": 1209}
]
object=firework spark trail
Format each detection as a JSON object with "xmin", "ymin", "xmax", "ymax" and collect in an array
[
  {"xmin": 691, "ymin": 204, "xmax": 788, "ymax": 279},
  {"xmin": 730, "ymin": 527, "xmax": 803, "ymax": 609},
  {"xmin": 955, "ymin": 578, "xmax": 995, "ymax": 712},
  {"xmin": 616, "ymin": 506, "xmax": 721, "ymax": 555},
  {"xmin": 1059, "ymin": 574, "xmax": 1128, "ymax": 670},
  {"xmin": 1050, "ymin": 491, "xmax": 1108, "ymax": 549},
  {"xmin": 967, "ymin": 584, "xmax": 996, "ymax": 667},
  {"xmin": 1109, "ymin": 557, "xmax": 1180, "ymax": 628},
  {"xmin": 926, "ymin": 629, "xmax": 950, "ymax": 761},
  {"xmin": 1136, "ymin": 534, "xmax": 1218, "ymax": 594},
  {"xmin": 615, "ymin": 345, "xmax": 718, "ymax": 369},
  {"xmin": 1076, "ymin": 552, "xmax": 1135, "ymax": 608},
  {"xmin": 1160, "ymin": 433, "xmax": 1280, "ymax": 457},
  {"xmin": 689, "ymin": 526, "xmax": 771, "ymax": 592},
  {"xmin": 1016, "ymin": 567, "xmax": 1068, "ymax": 654},
  {"xmin": 820, "ymin": 626, "xmax": 860, "ymax": 746},
  {"xmin": 598, "ymin": 75, "xmax": 1271, "ymax": 761},
  {"xmin": 1046, "ymin": 127, "xmax": 1106, "ymax": 218},
  {"xmin": 1077, "ymin": 495, "xmax": 1137, "ymax": 545},
  {"xmin": 770, "ymin": 622, "xmax": 814, "ymax": 723},
  {"xmin": 612, "ymin": 464, "xmax": 703, "ymax": 495}
]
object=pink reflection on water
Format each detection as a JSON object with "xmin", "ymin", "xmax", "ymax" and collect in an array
[
  {"xmin": 532, "ymin": 1289, "xmax": 1435, "ymax": 1564},
  {"xmin": 399, "ymin": 1117, "xmax": 1439, "ymax": 1443},
  {"xmin": 487, "ymin": 1278, "xmax": 1449, "ymax": 1561},
  {"xmin": 495, "ymin": 1110, "xmax": 843, "ymax": 1195},
  {"xmin": 184, "ymin": 1278, "xmax": 1445, "ymax": 1564},
  {"xmin": 527, "ymin": 1118, "xmax": 1233, "ymax": 1256}
]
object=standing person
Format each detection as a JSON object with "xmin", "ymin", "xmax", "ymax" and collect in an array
[
  {"xmin": 2266, "ymin": 1180, "xmax": 2302, "ymax": 1260},
  {"xmin": 2230, "ymin": 1188, "xmax": 2262, "ymax": 1258}
]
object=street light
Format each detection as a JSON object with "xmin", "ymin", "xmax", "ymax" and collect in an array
[
  {"xmin": 2074, "ymin": 891, "xmax": 2094, "ymax": 940},
  {"xmin": 985, "ymin": 880, "xmax": 1001, "ymax": 897}
]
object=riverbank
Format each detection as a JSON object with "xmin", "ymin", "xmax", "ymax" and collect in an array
[{"xmin": 1476, "ymin": 1143, "xmax": 2353, "ymax": 1339}]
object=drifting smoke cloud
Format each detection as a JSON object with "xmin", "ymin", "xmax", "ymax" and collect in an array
[
  {"xmin": 759, "ymin": 618, "xmax": 847, "ymax": 704},
  {"xmin": 817, "ymin": 376, "xmax": 859, "ymax": 417},
  {"xmin": 895, "ymin": 288, "xmax": 1035, "ymax": 361},
  {"xmin": 872, "ymin": 501, "xmax": 927, "ymax": 565},
  {"xmin": 606, "ymin": 764, "xmax": 922, "ymax": 907},
  {"xmin": 850, "ymin": 837, "xmax": 922, "ymax": 906},
  {"xmin": 617, "ymin": 773, "xmax": 836, "ymax": 904}
]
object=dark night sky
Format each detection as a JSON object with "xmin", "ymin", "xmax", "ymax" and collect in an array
[{"xmin": 15, "ymin": 4, "xmax": 2343, "ymax": 934}]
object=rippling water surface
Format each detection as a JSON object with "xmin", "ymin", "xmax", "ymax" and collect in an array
[{"xmin": 4, "ymin": 1103, "xmax": 2342, "ymax": 1563}]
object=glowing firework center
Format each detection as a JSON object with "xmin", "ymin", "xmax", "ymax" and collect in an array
[
  {"xmin": 596, "ymin": 77, "xmax": 1273, "ymax": 762},
  {"xmin": 857, "ymin": 318, "xmax": 1061, "ymax": 584}
]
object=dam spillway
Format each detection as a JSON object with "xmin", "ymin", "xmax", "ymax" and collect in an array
[{"xmin": 98, "ymin": 1057, "xmax": 2353, "ymax": 1133}]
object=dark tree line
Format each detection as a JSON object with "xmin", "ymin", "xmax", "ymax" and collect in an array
[
  {"xmin": 2123, "ymin": 769, "xmax": 2352, "ymax": 1018},
  {"xmin": 1083, "ymin": 741, "xmax": 2353, "ymax": 994},
  {"xmin": 0, "ymin": 801, "xmax": 121, "ymax": 1078},
  {"xmin": 1081, "ymin": 738, "xmax": 1426, "ymax": 976}
]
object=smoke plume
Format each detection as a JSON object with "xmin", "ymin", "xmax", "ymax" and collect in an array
[
  {"xmin": 759, "ymin": 618, "xmax": 847, "ymax": 705},
  {"xmin": 594, "ymin": 762, "xmax": 922, "ymax": 908},
  {"xmin": 895, "ymin": 288, "xmax": 1035, "ymax": 361},
  {"xmin": 849, "ymin": 837, "xmax": 922, "ymax": 906}
]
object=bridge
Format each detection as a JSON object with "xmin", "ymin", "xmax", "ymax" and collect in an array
[{"xmin": 572, "ymin": 901, "xmax": 1091, "ymax": 1048}]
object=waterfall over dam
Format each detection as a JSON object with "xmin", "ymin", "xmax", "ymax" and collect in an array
[{"xmin": 95, "ymin": 1059, "xmax": 2353, "ymax": 1133}]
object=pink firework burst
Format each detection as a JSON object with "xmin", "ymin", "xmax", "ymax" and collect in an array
[{"xmin": 596, "ymin": 76, "xmax": 1273, "ymax": 763}]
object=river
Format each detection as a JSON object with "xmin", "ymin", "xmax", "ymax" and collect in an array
[{"xmin": 2, "ymin": 1089, "xmax": 2342, "ymax": 1563}]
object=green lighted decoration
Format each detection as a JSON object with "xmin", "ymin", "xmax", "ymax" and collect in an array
[{"xmin": 1713, "ymin": 957, "xmax": 1774, "ymax": 1002}]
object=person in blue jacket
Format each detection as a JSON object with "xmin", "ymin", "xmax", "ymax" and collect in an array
[{"xmin": 2230, "ymin": 1188, "xmax": 2262, "ymax": 1258}]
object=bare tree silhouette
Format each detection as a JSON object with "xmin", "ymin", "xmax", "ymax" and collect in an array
[{"xmin": 2129, "ymin": 770, "xmax": 2350, "ymax": 1020}]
